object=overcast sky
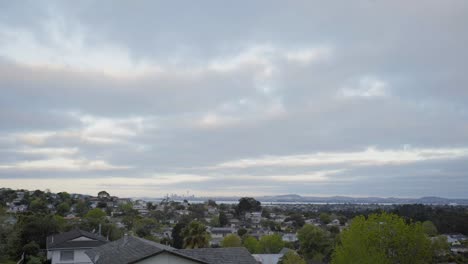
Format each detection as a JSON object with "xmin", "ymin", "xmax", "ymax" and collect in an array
[{"xmin": 1, "ymin": 1, "xmax": 467, "ymax": 198}]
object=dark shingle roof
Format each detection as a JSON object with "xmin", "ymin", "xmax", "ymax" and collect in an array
[
  {"xmin": 86, "ymin": 236, "xmax": 257, "ymax": 264},
  {"xmin": 177, "ymin": 247, "xmax": 258, "ymax": 264},
  {"xmin": 86, "ymin": 236, "xmax": 177, "ymax": 264},
  {"xmin": 47, "ymin": 229, "xmax": 108, "ymax": 249}
]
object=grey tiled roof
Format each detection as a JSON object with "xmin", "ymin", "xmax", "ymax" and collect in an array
[
  {"xmin": 47, "ymin": 229, "xmax": 108, "ymax": 250},
  {"xmin": 86, "ymin": 236, "xmax": 257, "ymax": 264},
  {"xmin": 86, "ymin": 236, "xmax": 177, "ymax": 264},
  {"xmin": 178, "ymin": 247, "xmax": 258, "ymax": 264}
]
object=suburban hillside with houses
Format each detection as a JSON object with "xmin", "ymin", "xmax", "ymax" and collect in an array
[{"xmin": 1, "ymin": 188, "xmax": 467, "ymax": 264}]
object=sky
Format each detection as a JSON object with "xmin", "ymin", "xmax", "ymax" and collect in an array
[{"xmin": 0, "ymin": 1, "xmax": 468, "ymax": 198}]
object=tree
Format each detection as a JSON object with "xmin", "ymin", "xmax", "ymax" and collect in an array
[
  {"xmin": 22, "ymin": 241, "xmax": 39, "ymax": 256},
  {"xmin": 298, "ymin": 224, "xmax": 332, "ymax": 262},
  {"xmin": 285, "ymin": 213, "xmax": 305, "ymax": 229},
  {"xmin": 237, "ymin": 228, "xmax": 247, "ymax": 237},
  {"xmin": 422, "ymin": 221, "xmax": 438, "ymax": 237},
  {"xmin": 207, "ymin": 200, "xmax": 217, "ymax": 207},
  {"xmin": 97, "ymin": 191, "xmax": 110, "ymax": 199},
  {"xmin": 56, "ymin": 202, "xmax": 70, "ymax": 216},
  {"xmin": 236, "ymin": 197, "xmax": 261, "ymax": 216},
  {"xmin": 258, "ymin": 234, "xmax": 284, "ymax": 254},
  {"xmin": 85, "ymin": 208, "xmax": 107, "ymax": 221},
  {"xmin": 221, "ymin": 234, "xmax": 242, "ymax": 247},
  {"xmin": 172, "ymin": 222, "xmax": 187, "ymax": 249},
  {"xmin": 182, "ymin": 221, "xmax": 211, "ymax": 249},
  {"xmin": 29, "ymin": 198, "xmax": 47, "ymax": 213},
  {"xmin": 332, "ymin": 213, "xmax": 433, "ymax": 264},
  {"xmin": 219, "ymin": 211, "xmax": 228, "ymax": 227},
  {"xmin": 75, "ymin": 200, "xmax": 89, "ymax": 217},
  {"xmin": 243, "ymin": 236, "xmax": 260, "ymax": 254},
  {"xmin": 319, "ymin": 213, "xmax": 332, "ymax": 224},
  {"xmin": 278, "ymin": 251, "xmax": 306, "ymax": 264}
]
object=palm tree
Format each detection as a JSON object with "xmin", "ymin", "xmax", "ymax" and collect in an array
[{"xmin": 182, "ymin": 221, "xmax": 211, "ymax": 249}]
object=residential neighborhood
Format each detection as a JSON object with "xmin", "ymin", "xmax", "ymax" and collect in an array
[{"xmin": 1, "ymin": 187, "xmax": 468, "ymax": 263}]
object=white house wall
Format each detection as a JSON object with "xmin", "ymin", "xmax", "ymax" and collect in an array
[{"xmin": 49, "ymin": 249, "xmax": 93, "ymax": 264}]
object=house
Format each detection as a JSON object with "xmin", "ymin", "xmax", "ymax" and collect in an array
[
  {"xmin": 85, "ymin": 235, "xmax": 258, "ymax": 264},
  {"xmin": 446, "ymin": 233, "xmax": 468, "ymax": 246},
  {"xmin": 245, "ymin": 212, "xmax": 262, "ymax": 224},
  {"xmin": 281, "ymin": 233, "xmax": 298, "ymax": 242},
  {"xmin": 327, "ymin": 219, "xmax": 340, "ymax": 226},
  {"xmin": 252, "ymin": 254, "xmax": 283, "ymax": 264},
  {"xmin": 46, "ymin": 229, "xmax": 108, "ymax": 264},
  {"xmin": 209, "ymin": 227, "xmax": 236, "ymax": 246}
]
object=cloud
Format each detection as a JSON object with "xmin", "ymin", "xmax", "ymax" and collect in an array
[
  {"xmin": 339, "ymin": 76, "xmax": 388, "ymax": 98},
  {"xmin": 0, "ymin": 157, "xmax": 130, "ymax": 171},
  {"xmin": 210, "ymin": 147, "xmax": 468, "ymax": 169},
  {"xmin": 0, "ymin": 1, "xmax": 467, "ymax": 197}
]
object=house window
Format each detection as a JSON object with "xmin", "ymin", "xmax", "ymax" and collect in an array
[{"xmin": 60, "ymin": 250, "xmax": 74, "ymax": 261}]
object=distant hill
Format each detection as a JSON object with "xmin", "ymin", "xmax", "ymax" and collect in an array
[{"xmin": 141, "ymin": 194, "xmax": 468, "ymax": 205}]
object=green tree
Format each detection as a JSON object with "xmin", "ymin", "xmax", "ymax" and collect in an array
[
  {"xmin": 57, "ymin": 202, "xmax": 70, "ymax": 216},
  {"xmin": 285, "ymin": 213, "xmax": 305, "ymax": 229},
  {"xmin": 422, "ymin": 221, "xmax": 438, "ymax": 237},
  {"xmin": 258, "ymin": 234, "xmax": 284, "ymax": 253},
  {"xmin": 278, "ymin": 251, "xmax": 306, "ymax": 264},
  {"xmin": 297, "ymin": 224, "xmax": 332, "ymax": 262},
  {"xmin": 210, "ymin": 216, "xmax": 220, "ymax": 227},
  {"xmin": 26, "ymin": 256, "xmax": 43, "ymax": 264},
  {"xmin": 29, "ymin": 198, "xmax": 47, "ymax": 213},
  {"xmin": 85, "ymin": 208, "xmax": 106, "ymax": 221},
  {"xmin": 22, "ymin": 241, "xmax": 39, "ymax": 256},
  {"xmin": 182, "ymin": 221, "xmax": 211, "ymax": 249},
  {"xmin": 236, "ymin": 197, "xmax": 261, "ymax": 216},
  {"xmin": 219, "ymin": 211, "xmax": 228, "ymax": 227},
  {"xmin": 172, "ymin": 222, "xmax": 187, "ymax": 249},
  {"xmin": 431, "ymin": 235, "xmax": 450, "ymax": 262},
  {"xmin": 242, "ymin": 236, "xmax": 260, "ymax": 254},
  {"xmin": 221, "ymin": 234, "xmax": 242, "ymax": 247},
  {"xmin": 75, "ymin": 200, "xmax": 89, "ymax": 217},
  {"xmin": 319, "ymin": 213, "xmax": 332, "ymax": 224},
  {"xmin": 332, "ymin": 213, "xmax": 433, "ymax": 264},
  {"xmin": 237, "ymin": 228, "xmax": 247, "ymax": 237}
]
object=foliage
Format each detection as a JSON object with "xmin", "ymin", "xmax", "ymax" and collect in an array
[
  {"xmin": 182, "ymin": 221, "xmax": 211, "ymax": 249},
  {"xmin": 236, "ymin": 197, "xmax": 261, "ymax": 216},
  {"xmin": 284, "ymin": 213, "xmax": 305, "ymax": 229},
  {"xmin": 278, "ymin": 251, "xmax": 306, "ymax": 264},
  {"xmin": 134, "ymin": 218, "xmax": 158, "ymax": 238},
  {"xmin": 172, "ymin": 222, "xmax": 187, "ymax": 249},
  {"xmin": 56, "ymin": 202, "xmax": 70, "ymax": 216},
  {"xmin": 258, "ymin": 234, "xmax": 284, "ymax": 253},
  {"xmin": 319, "ymin": 212, "xmax": 332, "ymax": 224},
  {"xmin": 26, "ymin": 256, "xmax": 42, "ymax": 264},
  {"xmin": 242, "ymin": 236, "xmax": 260, "ymax": 254},
  {"xmin": 22, "ymin": 241, "xmax": 39, "ymax": 256},
  {"xmin": 219, "ymin": 211, "xmax": 228, "ymax": 227},
  {"xmin": 332, "ymin": 213, "xmax": 433, "ymax": 264},
  {"xmin": 298, "ymin": 224, "xmax": 332, "ymax": 262},
  {"xmin": 85, "ymin": 208, "xmax": 107, "ymax": 221},
  {"xmin": 75, "ymin": 200, "xmax": 89, "ymax": 217},
  {"xmin": 237, "ymin": 228, "xmax": 247, "ymax": 237},
  {"xmin": 422, "ymin": 220, "xmax": 438, "ymax": 237},
  {"xmin": 29, "ymin": 198, "xmax": 48, "ymax": 213},
  {"xmin": 207, "ymin": 200, "xmax": 217, "ymax": 207},
  {"xmin": 221, "ymin": 234, "xmax": 242, "ymax": 247},
  {"xmin": 393, "ymin": 204, "xmax": 468, "ymax": 235}
]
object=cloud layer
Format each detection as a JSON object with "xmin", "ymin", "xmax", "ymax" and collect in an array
[{"xmin": 1, "ymin": 1, "xmax": 468, "ymax": 197}]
